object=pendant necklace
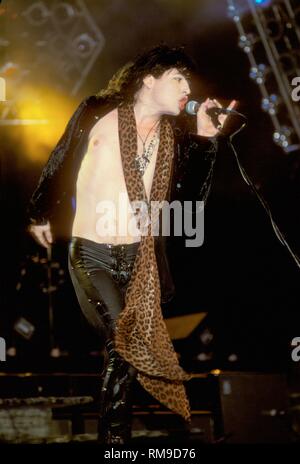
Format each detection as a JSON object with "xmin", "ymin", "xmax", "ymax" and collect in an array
[{"xmin": 135, "ymin": 119, "xmax": 160, "ymax": 176}]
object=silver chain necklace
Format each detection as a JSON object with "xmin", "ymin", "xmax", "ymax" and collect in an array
[{"xmin": 135, "ymin": 120, "xmax": 160, "ymax": 175}]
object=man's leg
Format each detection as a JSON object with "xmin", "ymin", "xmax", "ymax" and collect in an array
[
  {"xmin": 68, "ymin": 237, "xmax": 139, "ymax": 443},
  {"xmin": 99, "ymin": 340, "xmax": 137, "ymax": 443}
]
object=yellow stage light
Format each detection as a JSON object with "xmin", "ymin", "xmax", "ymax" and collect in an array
[{"xmin": 12, "ymin": 86, "xmax": 76, "ymax": 163}]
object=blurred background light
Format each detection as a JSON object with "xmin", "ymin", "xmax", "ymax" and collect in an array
[
  {"xmin": 14, "ymin": 317, "xmax": 35, "ymax": 340},
  {"xmin": 254, "ymin": 0, "xmax": 272, "ymax": 7},
  {"xmin": 22, "ymin": 2, "xmax": 50, "ymax": 26},
  {"xmin": 261, "ymin": 94, "xmax": 281, "ymax": 115},
  {"xmin": 249, "ymin": 63, "xmax": 268, "ymax": 84},
  {"xmin": 273, "ymin": 126, "xmax": 293, "ymax": 150},
  {"xmin": 52, "ymin": 2, "xmax": 76, "ymax": 24},
  {"xmin": 73, "ymin": 33, "xmax": 97, "ymax": 59},
  {"xmin": 5, "ymin": 85, "xmax": 76, "ymax": 162},
  {"xmin": 238, "ymin": 33, "xmax": 257, "ymax": 53}
]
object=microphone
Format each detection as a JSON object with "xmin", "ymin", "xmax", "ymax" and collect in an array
[
  {"xmin": 185, "ymin": 100, "xmax": 246, "ymax": 131},
  {"xmin": 185, "ymin": 100, "xmax": 238, "ymax": 117}
]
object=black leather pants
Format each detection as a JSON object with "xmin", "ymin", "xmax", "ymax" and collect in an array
[{"xmin": 68, "ymin": 237, "xmax": 139, "ymax": 443}]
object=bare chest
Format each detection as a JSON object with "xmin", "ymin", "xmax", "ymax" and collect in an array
[{"xmin": 78, "ymin": 111, "xmax": 159, "ymax": 199}]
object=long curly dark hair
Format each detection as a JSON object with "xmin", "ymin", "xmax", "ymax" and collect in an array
[{"xmin": 97, "ymin": 44, "xmax": 197, "ymax": 104}]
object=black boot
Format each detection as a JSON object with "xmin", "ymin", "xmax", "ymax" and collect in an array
[{"xmin": 98, "ymin": 340, "xmax": 136, "ymax": 444}]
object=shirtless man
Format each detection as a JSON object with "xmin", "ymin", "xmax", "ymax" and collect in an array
[{"xmin": 29, "ymin": 45, "xmax": 235, "ymax": 443}]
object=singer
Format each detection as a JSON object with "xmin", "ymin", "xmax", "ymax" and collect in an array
[{"xmin": 28, "ymin": 44, "xmax": 235, "ymax": 443}]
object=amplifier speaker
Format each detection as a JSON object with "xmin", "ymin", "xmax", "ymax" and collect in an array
[{"xmin": 212, "ymin": 371, "xmax": 290, "ymax": 443}]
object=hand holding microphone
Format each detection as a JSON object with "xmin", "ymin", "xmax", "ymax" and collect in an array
[{"xmin": 185, "ymin": 97, "xmax": 239, "ymax": 137}]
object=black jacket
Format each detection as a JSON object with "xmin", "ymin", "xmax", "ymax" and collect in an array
[{"xmin": 28, "ymin": 95, "xmax": 218, "ymax": 303}]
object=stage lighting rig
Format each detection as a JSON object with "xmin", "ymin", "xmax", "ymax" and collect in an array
[
  {"xmin": 0, "ymin": 1, "xmax": 105, "ymax": 125},
  {"xmin": 228, "ymin": 0, "xmax": 300, "ymax": 153}
]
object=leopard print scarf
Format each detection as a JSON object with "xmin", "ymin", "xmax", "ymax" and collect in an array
[{"xmin": 115, "ymin": 103, "xmax": 191, "ymax": 421}]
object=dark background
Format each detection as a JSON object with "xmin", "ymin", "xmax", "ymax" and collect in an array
[{"xmin": 0, "ymin": 0, "xmax": 299, "ymax": 372}]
